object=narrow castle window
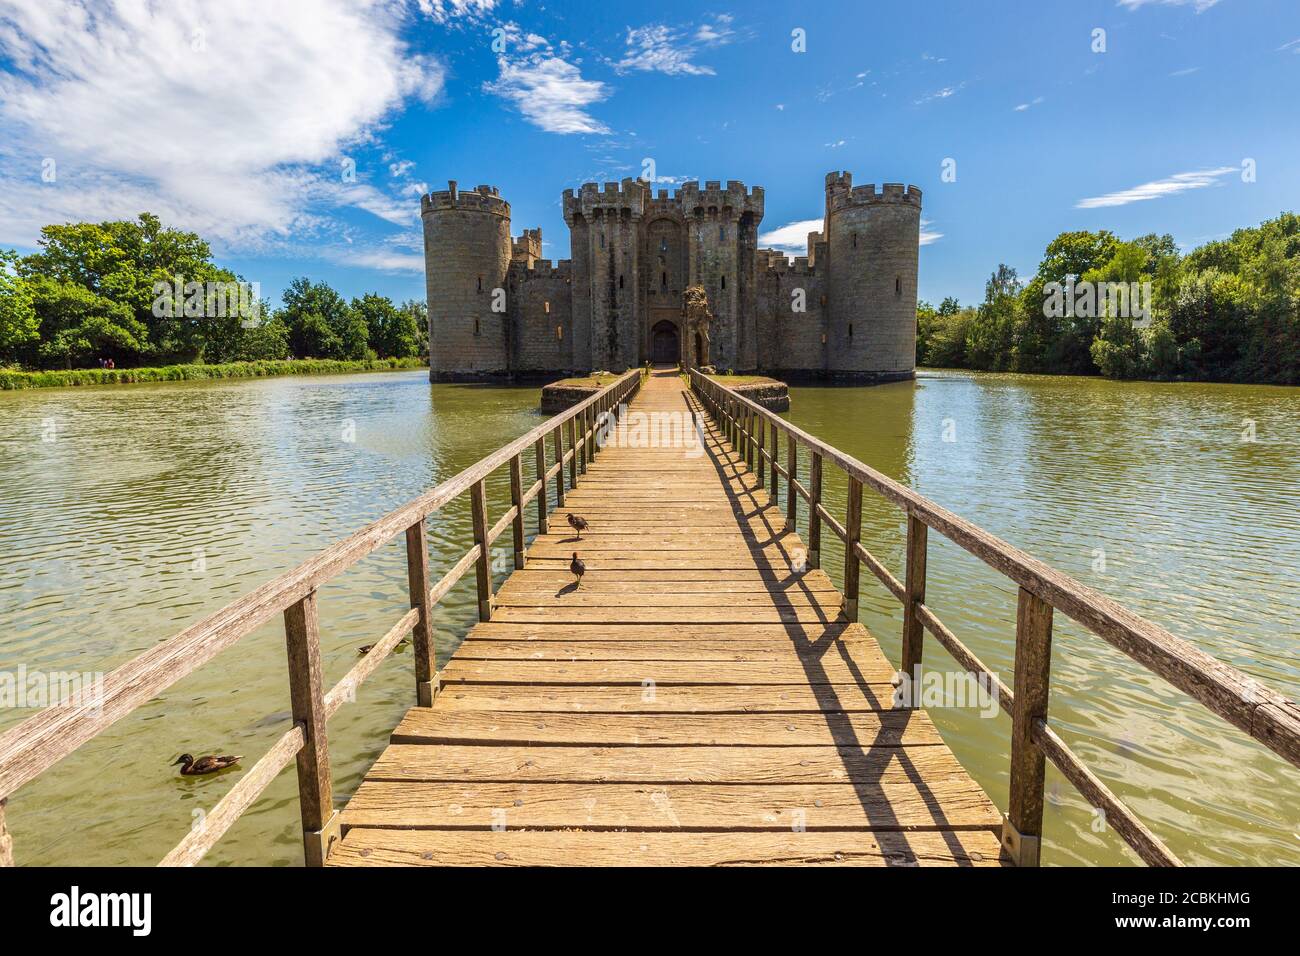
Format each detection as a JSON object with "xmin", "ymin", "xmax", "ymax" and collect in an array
[
  {"xmin": 476, "ymin": 276, "xmax": 482, "ymax": 293},
  {"xmin": 896, "ymin": 275, "xmax": 902, "ymax": 295},
  {"xmin": 544, "ymin": 301, "xmax": 550, "ymax": 314},
  {"xmin": 848, "ymin": 323, "xmax": 854, "ymax": 339},
  {"xmin": 661, "ymin": 271, "xmax": 667, "ymax": 289},
  {"xmin": 721, "ymin": 274, "xmax": 726, "ymax": 290},
  {"xmin": 619, "ymin": 274, "xmax": 624, "ymax": 289},
  {"xmin": 556, "ymin": 325, "xmax": 563, "ymax": 341},
  {"xmin": 852, "ymin": 233, "xmax": 857, "ymax": 249},
  {"xmin": 599, "ymin": 233, "xmax": 605, "ymax": 249},
  {"xmin": 719, "ymin": 225, "xmax": 725, "ymax": 241},
  {"xmin": 659, "ymin": 238, "xmax": 668, "ymax": 253},
  {"xmin": 473, "ymin": 318, "xmax": 481, "ymax": 336}
]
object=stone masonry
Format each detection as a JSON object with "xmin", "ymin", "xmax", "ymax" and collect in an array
[{"xmin": 421, "ymin": 171, "xmax": 921, "ymax": 382}]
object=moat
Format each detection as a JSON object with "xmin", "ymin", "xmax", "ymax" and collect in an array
[{"xmin": 0, "ymin": 368, "xmax": 1296, "ymax": 865}]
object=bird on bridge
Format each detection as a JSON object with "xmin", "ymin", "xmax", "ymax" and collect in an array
[
  {"xmin": 566, "ymin": 513, "xmax": 589, "ymax": 539},
  {"xmin": 173, "ymin": 753, "xmax": 242, "ymax": 776},
  {"xmin": 570, "ymin": 552, "xmax": 585, "ymax": 589}
]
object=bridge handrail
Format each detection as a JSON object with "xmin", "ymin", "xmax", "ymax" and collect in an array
[
  {"xmin": 0, "ymin": 367, "xmax": 644, "ymax": 867},
  {"xmin": 689, "ymin": 368, "xmax": 1300, "ymax": 867}
]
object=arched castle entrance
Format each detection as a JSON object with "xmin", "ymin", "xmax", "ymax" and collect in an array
[{"xmin": 650, "ymin": 320, "xmax": 680, "ymax": 365}]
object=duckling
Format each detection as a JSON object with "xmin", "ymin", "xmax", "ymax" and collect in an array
[
  {"xmin": 566, "ymin": 513, "xmax": 589, "ymax": 540},
  {"xmin": 173, "ymin": 753, "xmax": 242, "ymax": 776},
  {"xmin": 570, "ymin": 552, "xmax": 586, "ymax": 589}
]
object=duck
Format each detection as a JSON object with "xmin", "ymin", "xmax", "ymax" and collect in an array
[
  {"xmin": 570, "ymin": 552, "xmax": 586, "ymax": 589},
  {"xmin": 360, "ymin": 638, "xmax": 409, "ymax": 655},
  {"xmin": 173, "ymin": 753, "xmax": 242, "ymax": 776},
  {"xmin": 566, "ymin": 513, "xmax": 589, "ymax": 540}
]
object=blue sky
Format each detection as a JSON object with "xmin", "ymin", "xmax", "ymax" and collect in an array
[{"xmin": 1, "ymin": 0, "xmax": 1297, "ymax": 308}]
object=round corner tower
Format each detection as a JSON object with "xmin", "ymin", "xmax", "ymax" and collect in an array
[
  {"xmin": 421, "ymin": 181, "xmax": 512, "ymax": 381},
  {"xmin": 824, "ymin": 171, "xmax": 922, "ymax": 380}
]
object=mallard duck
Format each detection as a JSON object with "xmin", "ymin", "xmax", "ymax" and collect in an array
[
  {"xmin": 360, "ymin": 638, "xmax": 408, "ymax": 655},
  {"xmin": 566, "ymin": 513, "xmax": 589, "ymax": 539},
  {"xmin": 570, "ymin": 552, "xmax": 585, "ymax": 589},
  {"xmin": 173, "ymin": 753, "xmax": 242, "ymax": 776}
]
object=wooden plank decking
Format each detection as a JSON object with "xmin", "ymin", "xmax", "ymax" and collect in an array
[{"xmin": 330, "ymin": 368, "xmax": 1008, "ymax": 866}]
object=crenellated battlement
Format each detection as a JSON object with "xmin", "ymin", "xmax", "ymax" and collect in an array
[
  {"xmin": 515, "ymin": 257, "xmax": 572, "ymax": 280},
  {"xmin": 826, "ymin": 172, "xmax": 922, "ymax": 212},
  {"xmin": 423, "ymin": 180, "xmax": 510, "ymax": 217},
  {"xmin": 563, "ymin": 178, "xmax": 649, "ymax": 222}
]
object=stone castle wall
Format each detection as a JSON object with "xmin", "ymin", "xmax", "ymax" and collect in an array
[{"xmin": 421, "ymin": 171, "xmax": 920, "ymax": 382}]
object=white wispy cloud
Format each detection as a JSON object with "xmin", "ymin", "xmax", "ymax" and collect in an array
[
  {"xmin": 611, "ymin": 15, "xmax": 735, "ymax": 76},
  {"xmin": 1116, "ymin": 0, "xmax": 1222, "ymax": 11},
  {"xmin": 758, "ymin": 218, "xmax": 823, "ymax": 255},
  {"xmin": 485, "ymin": 55, "xmax": 611, "ymax": 134},
  {"xmin": 1075, "ymin": 166, "xmax": 1237, "ymax": 208},
  {"xmin": 1169, "ymin": 67, "xmax": 1201, "ymax": 76},
  {"xmin": 1278, "ymin": 38, "xmax": 1300, "ymax": 53},
  {"xmin": 1014, "ymin": 96, "xmax": 1046, "ymax": 111},
  {"xmin": 414, "ymin": 0, "xmax": 498, "ymax": 24},
  {"xmin": 0, "ymin": 0, "xmax": 442, "ymax": 250},
  {"xmin": 914, "ymin": 82, "xmax": 967, "ymax": 105},
  {"xmin": 920, "ymin": 220, "xmax": 943, "ymax": 246}
]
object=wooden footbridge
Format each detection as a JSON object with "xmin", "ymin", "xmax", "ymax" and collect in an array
[{"xmin": 1, "ymin": 367, "xmax": 1296, "ymax": 867}]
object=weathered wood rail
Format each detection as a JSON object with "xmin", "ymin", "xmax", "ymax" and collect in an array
[
  {"xmin": 690, "ymin": 369, "xmax": 1300, "ymax": 866},
  {"xmin": 1, "ymin": 365, "xmax": 1295, "ymax": 867},
  {"xmin": 0, "ymin": 368, "xmax": 643, "ymax": 866}
]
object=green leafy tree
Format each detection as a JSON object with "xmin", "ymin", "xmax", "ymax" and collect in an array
[
  {"xmin": 353, "ymin": 292, "xmax": 423, "ymax": 358},
  {"xmin": 0, "ymin": 249, "xmax": 39, "ymax": 363},
  {"xmin": 279, "ymin": 278, "xmax": 367, "ymax": 360}
]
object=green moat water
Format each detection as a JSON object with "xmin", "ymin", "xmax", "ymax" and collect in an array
[{"xmin": 0, "ymin": 368, "xmax": 1296, "ymax": 865}]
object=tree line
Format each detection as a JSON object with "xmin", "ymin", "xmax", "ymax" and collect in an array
[
  {"xmin": 917, "ymin": 212, "xmax": 1299, "ymax": 384},
  {"xmin": 0, "ymin": 214, "xmax": 427, "ymax": 370}
]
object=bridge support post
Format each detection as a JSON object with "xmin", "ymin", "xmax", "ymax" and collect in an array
[
  {"xmin": 533, "ymin": 438, "xmax": 549, "ymax": 534},
  {"xmin": 405, "ymin": 519, "xmax": 438, "ymax": 707},
  {"xmin": 284, "ymin": 591, "xmax": 338, "ymax": 866},
  {"xmin": 843, "ymin": 477, "xmax": 863, "ymax": 620},
  {"xmin": 567, "ymin": 416, "xmax": 579, "ymax": 488},
  {"xmin": 900, "ymin": 514, "xmax": 928, "ymax": 691},
  {"xmin": 1004, "ymin": 586, "xmax": 1053, "ymax": 866},
  {"xmin": 807, "ymin": 452, "xmax": 823, "ymax": 569},
  {"xmin": 0, "ymin": 797, "xmax": 13, "ymax": 866},
  {"xmin": 509, "ymin": 454, "xmax": 527, "ymax": 571},
  {"xmin": 769, "ymin": 420, "xmax": 779, "ymax": 504},
  {"xmin": 756, "ymin": 409, "xmax": 765, "ymax": 486},
  {"xmin": 470, "ymin": 479, "xmax": 494, "ymax": 621},
  {"xmin": 553, "ymin": 426, "xmax": 566, "ymax": 508},
  {"xmin": 785, "ymin": 436, "xmax": 797, "ymax": 532}
]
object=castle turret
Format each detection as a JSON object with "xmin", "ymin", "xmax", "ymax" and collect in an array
[
  {"xmin": 421, "ymin": 181, "xmax": 512, "ymax": 380},
  {"xmin": 824, "ymin": 171, "xmax": 922, "ymax": 379}
]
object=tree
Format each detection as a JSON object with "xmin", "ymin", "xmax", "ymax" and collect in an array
[
  {"xmin": 0, "ymin": 249, "xmax": 39, "ymax": 362},
  {"xmin": 278, "ymin": 278, "xmax": 367, "ymax": 360},
  {"xmin": 965, "ymin": 265, "xmax": 1020, "ymax": 370},
  {"xmin": 353, "ymin": 293, "xmax": 423, "ymax": 358}
]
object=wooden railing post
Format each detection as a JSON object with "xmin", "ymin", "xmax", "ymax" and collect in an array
[
  {"xmin": 756, "ymin": 409, "xmax": 766, "ymax": 486},
  {"xmin": 567, "ymin": 415, "xmax": 579, "ymax": 488},
  {"xmin": 533, "ymin": 438, "xmax": 549, "ymax": 534},
  {"xmin": 509, "ymin": 453, "xmax": 527, "ymax": 570},
  {"xmin": 900, "ymin": 514, "xmax": 928, "ymax": 685},
  {"xmin": 405, "ymin": 519, "xmax": 437, "ymax": 707},
  {"xmin": 552, "ymin": 426, "xmax": 566, "ymax": 507},
  {"xmin": 0, "ymin": 797, "xmax": 13, "ymax": 867},
  {"xmin": 470, "ymin": 479, "xmax": 494, "ymax": 621},
  {"xmin": 843, "ymin": 477, "xmax": 863, "ymax": 620},
  {"xmin": 807, "ymin": 452, "xmax": 823, "ymax": 569},
  {"xmin": 1004, "ymin": 587, "xmax": 1054, "ymax": 867},
  {"xmin": 785, "ymin": 434, "xmax": 797, "ymax": 532},
  {"xmin": 283, "ymin": 591, "xmax": 338, "ymax": 866},
  {"xmin": 769, "ymin": 419, "xmax": 779, "ymax": 504}
]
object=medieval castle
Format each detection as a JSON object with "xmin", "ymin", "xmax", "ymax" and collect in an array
[{"xmin": 421, "ymin": 171, "xmax": 921, "ymax": 381}]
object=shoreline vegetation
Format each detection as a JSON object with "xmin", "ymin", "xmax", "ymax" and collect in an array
[{"xmin": 0, "ymin": 356, "xmax": 428, "ymax": 390}]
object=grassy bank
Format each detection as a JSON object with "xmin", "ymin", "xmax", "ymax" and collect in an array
[{"xmin": 0, "ymin": 356, "xmax": 429, "ymax": 390}]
